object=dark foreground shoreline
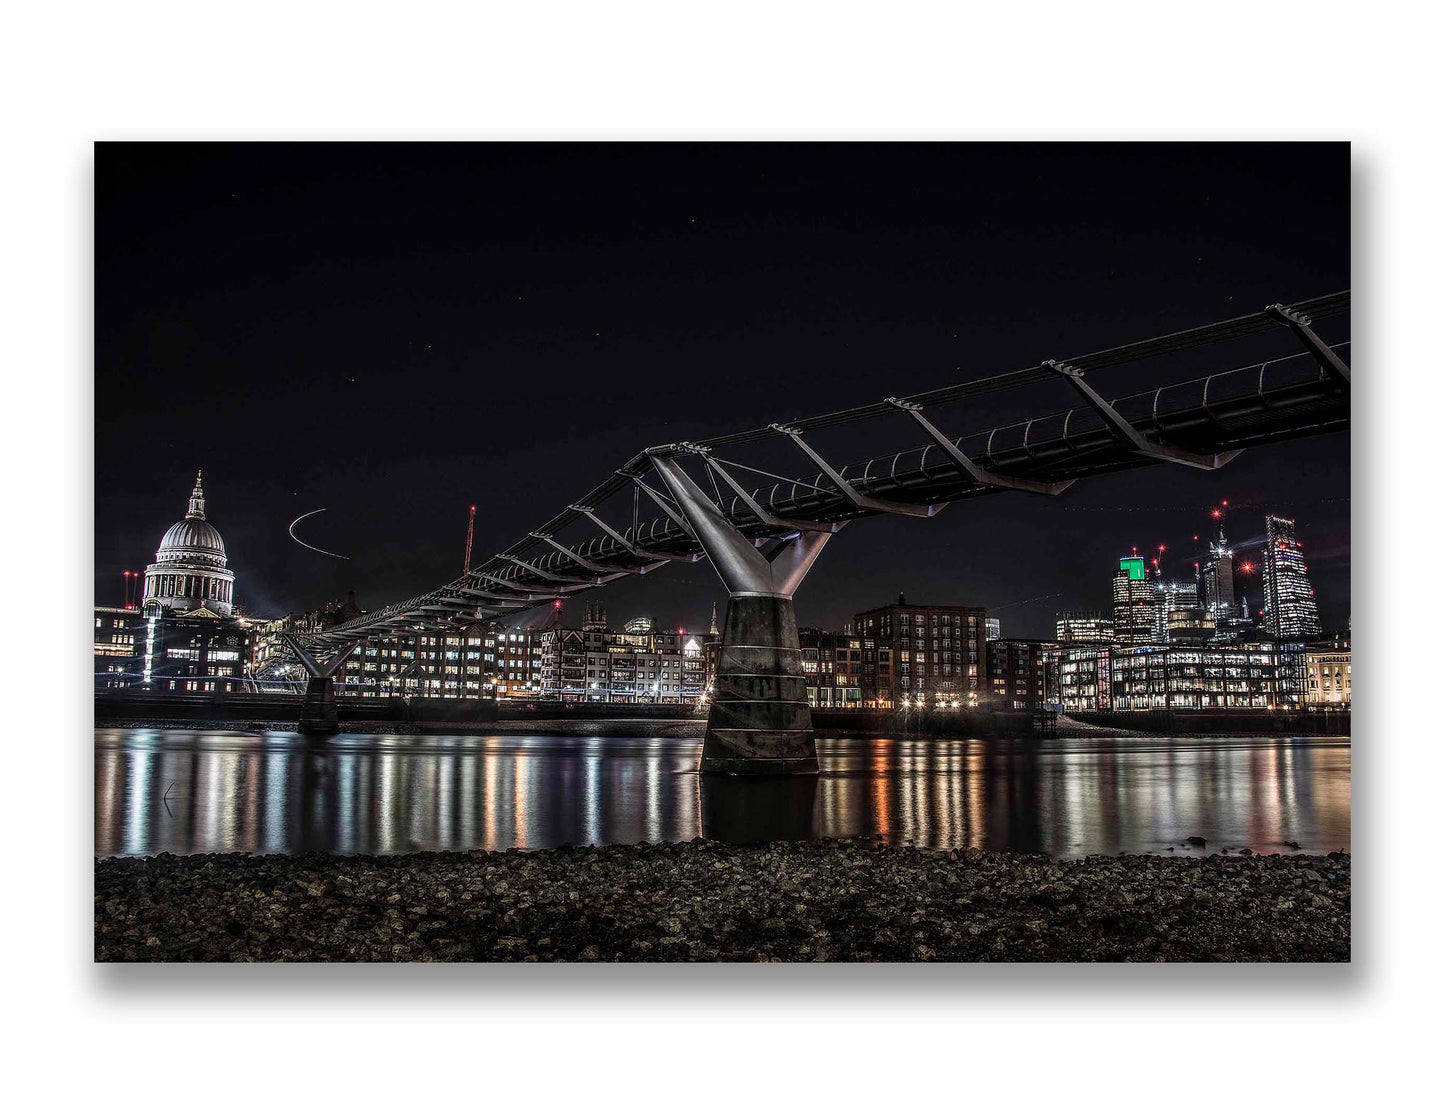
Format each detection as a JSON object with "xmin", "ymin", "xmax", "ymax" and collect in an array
[{"xmin": 95, "ymin": 840, "xmax": 1349, "ymax": 963}]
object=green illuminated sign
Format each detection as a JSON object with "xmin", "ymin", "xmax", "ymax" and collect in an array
[{"xmin": 1119, "ymin": 556, "xmax": 1146, "ymax": 581}]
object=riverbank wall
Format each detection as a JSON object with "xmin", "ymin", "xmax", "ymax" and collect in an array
[
  {"xmin": 94, "ymin": 691, "xmax": 699, "ymax": 727},
  {"xmin": 1064, "ymin": 709, "xmax": 1350, "ymax": 735}
]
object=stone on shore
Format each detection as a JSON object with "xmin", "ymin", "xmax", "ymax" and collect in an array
[{"xmin": 95, "ymin": 839, "xmax": 1350, "ymax": 963}]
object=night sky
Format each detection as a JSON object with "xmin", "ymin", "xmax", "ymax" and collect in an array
[{"xmin": 95, "ymin": 143, "xmax": 1350, "ymax": 637}]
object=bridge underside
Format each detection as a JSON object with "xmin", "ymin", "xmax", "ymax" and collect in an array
[{"xmin": 288, "ymin": 293, "xmax": 1350, "ymax": 770}]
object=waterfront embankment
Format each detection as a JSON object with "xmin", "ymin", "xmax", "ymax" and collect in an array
[{"xmin": 95, "ymin": 840, "xmax": 1349, "ymax": 963}]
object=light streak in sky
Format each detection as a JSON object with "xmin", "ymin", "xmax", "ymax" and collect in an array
[{"xmin": 287, "ymin": 508, "xmax": 351, "ymax": 560}]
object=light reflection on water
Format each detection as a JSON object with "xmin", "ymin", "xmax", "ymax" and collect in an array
[{"xmin": 94, "ymin": 724, "xmax": 1351, "ymax": 859}]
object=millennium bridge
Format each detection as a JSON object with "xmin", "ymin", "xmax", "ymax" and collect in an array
[{"xmin": 283, "ymin": 293, "xmax": 1351, "ymax": 773}]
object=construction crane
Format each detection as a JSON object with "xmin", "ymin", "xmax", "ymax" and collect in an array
[{"xmin": 462, "ymin": 504, "xmax": 476, "ymax": 575}]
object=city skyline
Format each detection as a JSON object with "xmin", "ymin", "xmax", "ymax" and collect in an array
[
  {"xmin": 95, "ymin": 144, "xmax": 1350, "ymax": 637},
  {"xmin": 108, "ymin": 464, "xmax": 1348, "ymax": 639}
]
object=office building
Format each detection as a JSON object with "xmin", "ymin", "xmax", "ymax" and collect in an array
[
  {"xmin": 1112, "ymin": 556, "xmax": 1158, "ymax": 643},
  {"xmin": 1055, "ymin": 610, "xmax": 1114, "ymax": 643},
  {"xmin": 1262, "ymin": 515, "xmax": 1323, "ymax": 639}
]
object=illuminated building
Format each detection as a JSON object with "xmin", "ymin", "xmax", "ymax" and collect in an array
[
  {"xmin": 141, "ymin": 471, "xmax": 235, "ymax": 617},
  {"xmin": 109, "ymin": 469, "xmax": 255, "ymax": 691},
  {"xmin": 536, "ymin": 606, "xmax": 703, "ymax": 702},
  {"xmin": 799, "ymin": 628, "xmax": 864, "ymax": 708},
  {"xmin": 139, "ymin": 609, "xmax": 254, "ymax": 691},
  {"xmin": 1055, "ymin": 610, "xmax": 1114, "ymax": 643},
  {"xmin": 1058, "ymin": 645, "xmax": 1112, "ymax": 711},
  {"xmin": 1262, "ymin": 515, "xmax": 1322, "ymax": 638},
  {"xmin": 1112, "ymin": 556, "xmax": 1157, "ymax": 643},
  {"xmin": 1058, "ymin": 640, "xmax": 1309, "ymax": 712},
  {"xmin": 1155, "ymin": 578, "xmax": 1200, "ymax": 640},
  {"xmin": 1304, "ymin": 648, "xmax": 1351, "ymax": 707},
  {"xmin": 985, "ymin": 617, "xmax": 1001, "ymax": 641},
  {"xmin": 1165, "ymin": 606, "xmax": 1216, "ymax": 645},
  {"xmin": 1109, "ymin": 640, "xmax": 1306, "ymax": 710},
  {"xmin": 94, "ymin": 606, "xmax": 146, "ymax": 688},
  {"xmin": 852, "ymin": 596, "xmax": 987, "ymax": 708},
  {"xmin": 333, "ymin": 622, "xmax": 537, "ymax": 699}
]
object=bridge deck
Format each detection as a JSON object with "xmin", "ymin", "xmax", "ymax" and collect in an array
[{"xmin": 295, "ymin": 294, "xmax": 1349, "ymax": 653}]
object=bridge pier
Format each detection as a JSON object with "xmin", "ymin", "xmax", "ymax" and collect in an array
[
  {"xmin": 651, "ymin": 454, "xmax": 837, "ymax": 775},
  {"xmin": 282, "ymin": 635, "xmax": 360, "ymax": 738},
  {"xmin": 298, "ymin": 676, "xmax": 341, "ymax": 736}
]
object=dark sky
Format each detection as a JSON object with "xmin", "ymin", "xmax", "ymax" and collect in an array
[{"xmin": 95, "ymin": 143, "xmax": 1350, "ymax": 637}]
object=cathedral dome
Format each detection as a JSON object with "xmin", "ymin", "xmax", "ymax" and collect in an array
[
  {"xmin": 157, "ymin": 516, "xmax": 227, "ymax": 557},
  {"xmin": 142, "ymin": 471, "xmax": 236, "ymax": 617}
]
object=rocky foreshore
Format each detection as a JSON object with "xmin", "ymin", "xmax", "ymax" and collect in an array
[{"xmin": 95, "ymin": 840, "xmax": 1350, "ymax": 963}]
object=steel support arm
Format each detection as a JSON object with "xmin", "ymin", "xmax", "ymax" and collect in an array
[
  {"xmin": 651, "ymin": 455, "xmax": 837, "ymax": 597},
  {"xmin": 1265, "ymin": 303, "xmax": 1350, "ymax": 387},
  {"xmin": 769, "ymin": 423, "xmax": 944, "ymax": 517},
  {"xmin": 884, "ymin": 398, "xmax": 1076, "ymax": 495},
  {"xmin": 282, "ymin": 634, "xmax": 360, "ymax": 679},
  {"xmin": 1044, "ymin": 360, "xmax": 1242, "ymax": 471}
]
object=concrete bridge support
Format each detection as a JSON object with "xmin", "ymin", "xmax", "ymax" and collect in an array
[
  {"xmin": 651, "ymin": 454, "xmax": 838, "ymax": 775},
  {"xmin": 282, "ymin": 635, "xmax": 360, "ymax": 737}
]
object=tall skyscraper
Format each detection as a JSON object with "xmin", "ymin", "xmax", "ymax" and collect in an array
[
  {"xmin": 1112, "ymin": 556, "xmax": 1157, "ymax": 643},
  {"xmin": 1200, "ymin": 504, "xmax": 1236, "ymax": 618},
  {"xmin": 1262, "ymin": 515, "xmax": 1322, "ymax": 638},
  {"xmin": 1155, "ymin": 578, "xmax": 1200, "ymax": 641}
]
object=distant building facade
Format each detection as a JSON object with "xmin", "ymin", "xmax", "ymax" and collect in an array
[
  {"xmin": 1058, "ymin": 645, "xmax": 1113, "ymax": 711},
  {"xmin": 1262, "ymin": 515, "xmax": 1322, "ymax": 639},
  {"xmin": 1057, "ymin": 640, "xmax": 1308, "ymax": 712},
  {"xmin": 1112, "ymin": 556, "xmax": 1157, "ymax": 643},
  {"xmin": 140, "ymin": 608, "xmax": 254, "ymax": 691},
  {"xmin": 1201, "ymin": 509, "xmax": 1236, "ymax": 618},
  {"xmin": 1304, "ymin": 648, "xmax": 1351, "ymax": 707},
  {"xmin": 536, "ymin": 607, "xmax": 704, "ymax": 703},
  {"xmin": 852, "ymin": 596, "xmax": 987, "ymax": 707},
  {"xmin": 333, "ymin": 622, "xmax": 539, "ymax": 699},
  {"xmin": 985, "ymin": 638, "xmax": 1057, "ymax": 710},
  {"xmin": 1056, "ymin": 610, "xmax": 1114, "ymax": 643},
  {"xmin": 799, "ymin": 628, "xmax": 864, "ymax": 708},
  {"xmin": 94, "ymin": 606, "xmax": 146, "ymax": 688}
]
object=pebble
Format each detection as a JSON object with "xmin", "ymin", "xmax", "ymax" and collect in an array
[{"xmin": 94, "ymin": 840, "xmax": 1350, "ymax": 963}]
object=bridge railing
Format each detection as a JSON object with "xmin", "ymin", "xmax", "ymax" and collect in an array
[{"xmin": 294, "ymin": 294, "xmax": 1349, "ymax": 653}]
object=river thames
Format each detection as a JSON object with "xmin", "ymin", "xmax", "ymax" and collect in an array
[{"xmin": 94, "ymin": 722, "xmax": 1350, "ymax": 859}]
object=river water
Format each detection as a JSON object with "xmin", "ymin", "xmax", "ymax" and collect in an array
[{"xmin": 95, "ymin": 722, "xmax": 1350, "ymax": 859}]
